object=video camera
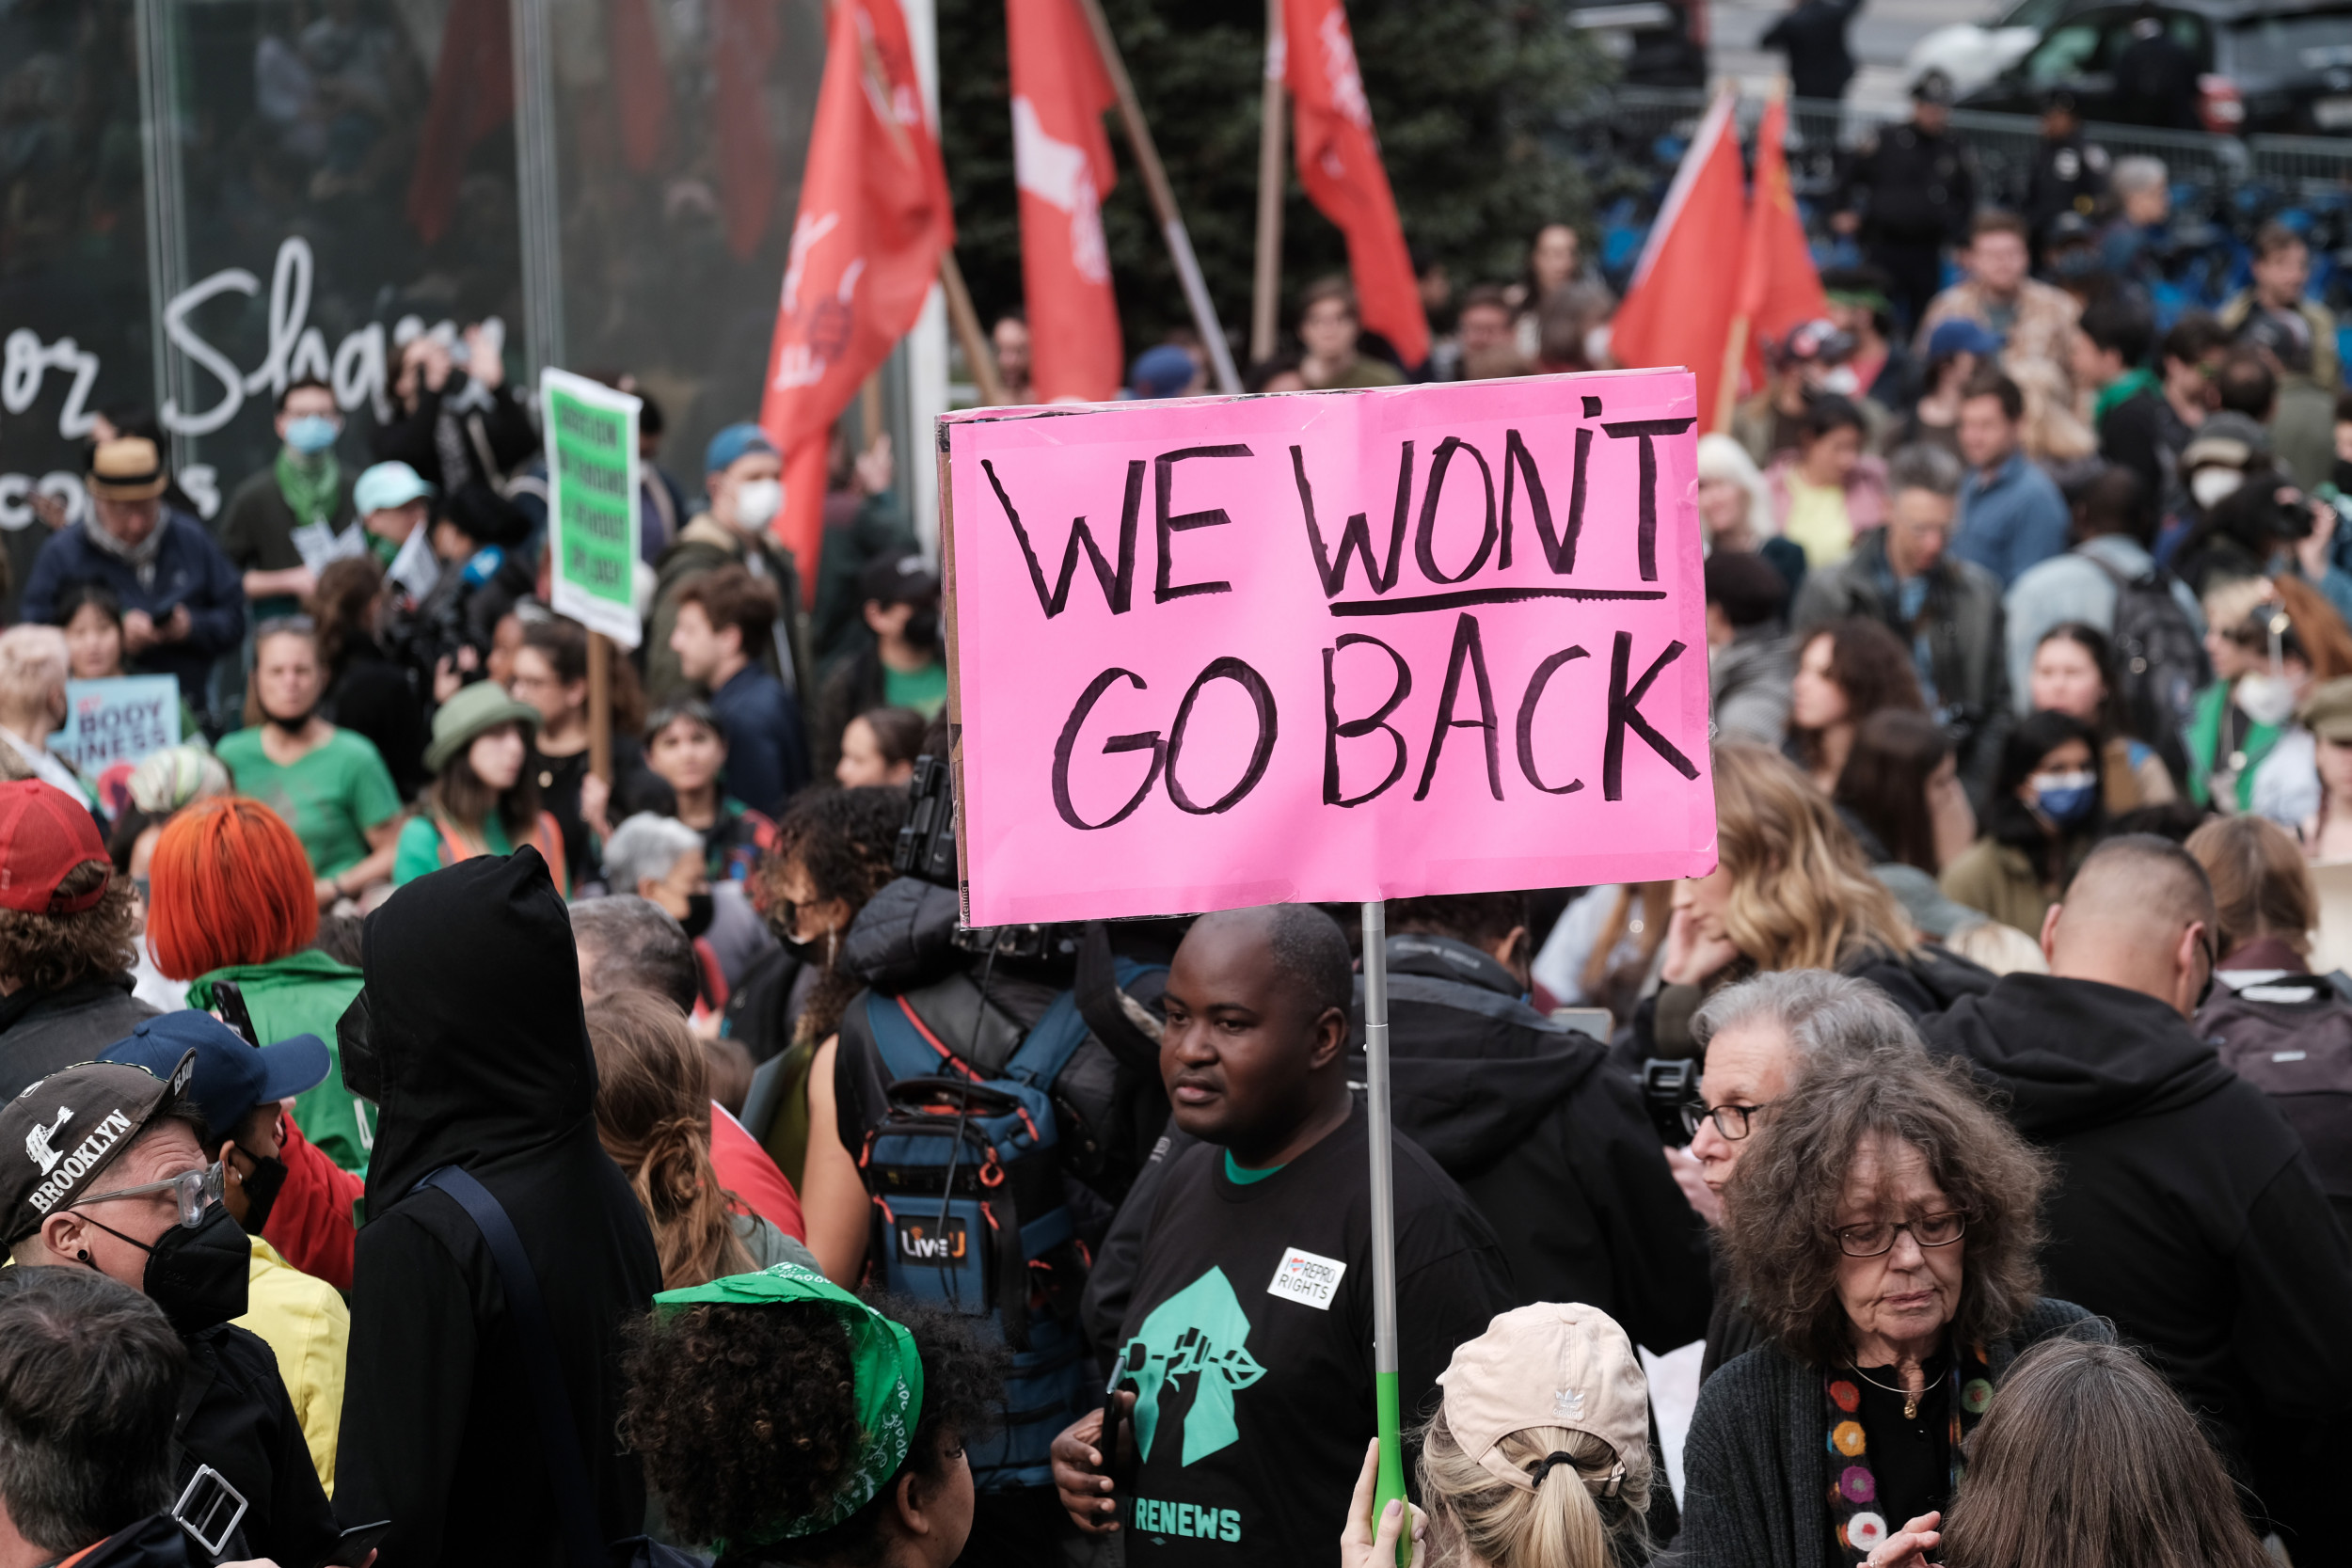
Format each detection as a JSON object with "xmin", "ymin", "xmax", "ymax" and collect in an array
[
  {"xmin": 896, "ymin": 753, "xmax": 1077, "ymax": 964},
  {"xmin": 2212, "ymin": 467, "xmax": 2317, "ymax": 549},
  {"xmin": 1641, "ymin": 1056, "xmax": 1703, "ymax": 1147}
]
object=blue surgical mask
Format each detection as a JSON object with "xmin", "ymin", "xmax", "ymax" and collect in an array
[
  {"xmin": 2030, "ymin": 768, "xmax": 2098, "ymax": 826},
  {"xmin": 284, "ymin": 413, "xmax": 341, "ymax": 455}
]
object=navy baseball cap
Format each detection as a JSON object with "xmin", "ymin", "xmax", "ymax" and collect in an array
[
  {"xmin": 100, "ymin": 1011, "xmax": 330, "ymax": 1140},
  {"xmin": 1925, "ymin": 318, "xmax": 2001, "ymax": 361}
]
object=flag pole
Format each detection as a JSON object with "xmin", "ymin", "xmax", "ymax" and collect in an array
[
  {"xmin": 1072, "ymin": 0, "xmax": 1244, "ymax": 393},
  {"xmin": 1360, "ymin": 897, "xmax": 1407, "ymax": 1552},
  {"xmin": 939, "ymin": 250, "xmax": 1008, "ymax": 405},
  {"xmin": 1715, "ymin": 77, "xmax": 1784, "ymax": 435},
  {"xmin": 1250, "ymin": 0, "xmax": 1286, "ymax": 366}
]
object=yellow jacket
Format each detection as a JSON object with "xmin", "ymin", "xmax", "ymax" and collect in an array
[{"xmin": 234, "ymin": 1233, "xmax": 349, "ymax": 1495}]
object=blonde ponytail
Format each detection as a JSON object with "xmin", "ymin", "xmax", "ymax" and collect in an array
[
  {"xmin": 1417, "ymin": 1412, "xmax": 1649, "ymax": 1568},
  {"xmin": 583, "ymin": 990, "xmax": 758, "ymax": 1290}
]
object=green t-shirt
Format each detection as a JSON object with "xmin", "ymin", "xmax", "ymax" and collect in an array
[
  {"xmin": 884, "ymin": 658, "xmax": 949, "ymax": 718},
  {"xmin": 392, "ymin": 811, "xmax": 516, "ymax": 885},
  {"xmin": 215, "ymin": 726, "xmax": 402, "ymax": 879}
]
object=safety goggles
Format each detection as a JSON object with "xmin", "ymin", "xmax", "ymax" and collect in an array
[{"xmin": 72, "ymin": 1161, "xmax": 225, "ymax": 1229}]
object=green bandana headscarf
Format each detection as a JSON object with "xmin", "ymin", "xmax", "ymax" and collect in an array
[{"xmin": 654, "ymin": 1262, "xmax": 925, "ymax": 1544}]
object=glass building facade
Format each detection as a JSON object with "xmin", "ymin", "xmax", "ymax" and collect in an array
[{"xmin": 0, "ymin": 0, "xmax": 914, "ymax": 615}]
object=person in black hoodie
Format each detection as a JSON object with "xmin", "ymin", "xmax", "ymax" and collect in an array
[
  {"xmin": 1926, "ymin": 833, "xmax": 2352, "ymax": 1561},
  {"xmin": 1349, "ymin": 894, "xmax": 1711, "ymax": 1352},
  {"xmin": 332, "ymin": 846, "xmax": 663, "ymax": 1565}
]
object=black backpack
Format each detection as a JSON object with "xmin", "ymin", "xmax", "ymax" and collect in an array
[
  {"xmin": 2087, "ymin": 554, "xmax": 2208, "ymax": 782},
  {"xmin": 2197, "ymin": 974, "xmax": 2352, "ymax": 1220}
]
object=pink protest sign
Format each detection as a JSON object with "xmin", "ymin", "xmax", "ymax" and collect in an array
[{"xmin": 939, "ymin": 368, "xmax": 1718, "ymax": 926}]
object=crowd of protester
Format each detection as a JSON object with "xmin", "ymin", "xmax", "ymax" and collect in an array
[{"xmin": 0, "ymin": 173, "xmax": 2346, "ymax": 1568}]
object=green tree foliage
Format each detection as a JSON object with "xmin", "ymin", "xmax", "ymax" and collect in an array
[{"xmin": 934, "ymin": 0, "xmax": 1609, "ymax": 367}]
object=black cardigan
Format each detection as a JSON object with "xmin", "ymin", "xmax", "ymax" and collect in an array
[{"xmin": 1675, "ymin": 1298, "xmax": 2108, "ymax": 1568}]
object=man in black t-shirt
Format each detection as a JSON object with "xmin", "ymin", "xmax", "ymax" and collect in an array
[{"xmin": 1050, "ymin": 905, "xmax": 1512, "ymax": 1563}]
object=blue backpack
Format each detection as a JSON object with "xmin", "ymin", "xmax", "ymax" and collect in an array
[{"xmin": 850, "ymin": 955, "xmax": 1165, "ymax": 1491}]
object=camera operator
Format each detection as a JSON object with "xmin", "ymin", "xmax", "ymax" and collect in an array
[
  {"xmin": 813, "ymin": 758, "xmax": 1179, "ymax": 1565},
  {"xmin": 2175, "ymin": 412, "xmax": 2336, "ymax": 600},
  {"xmin": 0, "ymin": 1268, "xmax": 304, "ymax": 1567},
  {"xmin": 385, "ymin": 484, "xmax": 533, "ymax": 705}
]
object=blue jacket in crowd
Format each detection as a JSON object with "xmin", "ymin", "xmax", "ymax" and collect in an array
[
  {"xmin": 709, "ymin": 662, "xmax": 810, "ymax": 817},
  {"xmin": 1953, "ymin": 451, "xmax": 2073, "ymax": 589},
  {"xmin": 21, "ymin": 511, "xmax": 246, "ymax": 703}
]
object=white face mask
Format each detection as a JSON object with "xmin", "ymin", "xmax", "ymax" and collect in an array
[
  {"xmin": 732, "ymin": 477, "xmax": 783, "ymax": 529},
  {"xmin": 2236, "ymin": 671, "xmax": 2298, "ymax": 727},
  {"xmin": 2190, "ymin": 467, "xmax": 2245, "ymax": 510},
  {"xmin": 1820, "ymin": 366, "xmax": 1861, "ymax": 396}
]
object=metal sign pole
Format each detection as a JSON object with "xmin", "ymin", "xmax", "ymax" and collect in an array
[{"xmin": 1361, "ymin": 898, "xmax": 1406, "ymax": 1550}]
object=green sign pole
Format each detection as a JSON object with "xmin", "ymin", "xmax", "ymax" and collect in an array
[
  {"xmin": 542, "ymin": 368, "xmax": 644, "ymax": 652},
  {"xmin": 1361, "ymin": 897, "xmax": 1407, "ymax": 1559}
]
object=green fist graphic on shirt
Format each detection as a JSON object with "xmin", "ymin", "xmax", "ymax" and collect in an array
[{"xmin": 1115, "ymin": 1267, "xmax": 1267, "ymax": 1466}]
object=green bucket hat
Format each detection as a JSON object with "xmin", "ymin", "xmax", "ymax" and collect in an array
[
  {"xmin": 424, "ymin": 680, "xmax": 543, "ymax": 774},
  {"xmin": 654, "ymin": 1262, "xmax": 925, "ymax": 1545}
]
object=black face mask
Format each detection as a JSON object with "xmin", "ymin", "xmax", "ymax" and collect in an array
[
  {"xmin": 234, "ymin": 1149, "xmax": 288, "ymax": 1233},
  {"xmin": 81, "ymin": 1204, "xmax": 252, "ymax": 1335},
  {"xmin": 681, "ymin": 891, "xmax": 715, "ymax": 940},
  {"xmin": 337, "ymin": 990, "xmax": 389, "ymax": 1105},
  {"xmin": 902, "ymin": 606, "xmax": 941, "ymax": 652},
  {"xmin": 263, "ymin": 705, "xmax": 317, "ymax": 736},
  {"xmin": 2335, "ymin": 457, "xmax": 2352, "ymax": 499}
]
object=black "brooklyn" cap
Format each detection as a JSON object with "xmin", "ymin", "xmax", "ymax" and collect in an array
[{"xmin": 1, "ymin": 1053, "xmax": 194, "ymax": 1247}]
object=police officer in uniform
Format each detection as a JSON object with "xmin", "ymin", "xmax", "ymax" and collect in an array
[
  {"xmin": 1834, "ymin": 75, "xmax": 1977, "ymax": 334},
  {"xmin": 2024, "ymin": 88, "xmax": 2111, "ymax": 247}
]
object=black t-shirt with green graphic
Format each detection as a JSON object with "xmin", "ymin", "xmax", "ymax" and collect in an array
[{"xmin": 1107, "ymin": 1099, "xmax": 1514, "ymax": 1563}]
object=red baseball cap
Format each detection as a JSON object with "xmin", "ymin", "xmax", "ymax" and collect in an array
[{"xmin": 0, "ymin": 782, "xmax": 110, "ymax": 914}]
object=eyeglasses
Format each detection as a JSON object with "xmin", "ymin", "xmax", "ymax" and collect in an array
[
  {"xmin": 1681, "ymin": 1100, "xmax": 1774, "ymax": 1141},
  {"xmin": 72, "ymin": 1162, "xmax": 226, "ymax": 1229},
  {"xmin": 1835, "ymin": 1211, "xmax": 1966, "ymax": 1258}
]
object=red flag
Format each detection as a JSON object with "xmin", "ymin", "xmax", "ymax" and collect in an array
[
  {"xmin": 1281, "ymin": 0, "xmax": 1428, "ymax": 369},
  {"xmin": 1008, "ymin": 0, "xmax": 1123, "ymax": 403},
  {"xmin": 1734, "ymin": 96, "xmax": 1828, "ymax": 392},
  {"xmin": 712, "ymin": 0, "xmax": 785, "ymax": 259},
  {"xmin": 405, "ymin": 0, "xmax": 512, "ymax": 244},
  {"xmin": 757, "ymin": 0, "xmax": 953, "ymax": 596},
  {"xmin": 1610, "ymin": 91, "xmax": 1745, "ymax": 431},
  {"xmin": 610, "ymin": 0, "xmax": 674, "ymax": 173}
]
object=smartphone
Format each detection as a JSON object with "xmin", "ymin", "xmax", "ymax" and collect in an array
[
  {"xmin": 210, "ymin": 981, "xmax": 259, "ymax": 1047},
  {"xmin": 322, "ymin": 1519, "xmax": 391, "ymax": 1567}
]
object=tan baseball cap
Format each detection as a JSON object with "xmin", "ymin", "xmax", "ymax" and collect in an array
[
  {"xmin": 1437, "ymin": 1302, "xmax": 1649, "ymax": 1497},
  {"xmin": 87, "ymin": 436, "xmax": 168, "ymax": 501}
]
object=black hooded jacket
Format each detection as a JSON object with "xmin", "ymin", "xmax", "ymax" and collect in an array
[
  {"xmin": 1351, "ymin": 933, "xmax": 1713, "ymax": 1355},
  {"xmin": 1927, "ymin": 974, "xmax": 2352, "ymax": 1452},
  {"xmin": 334, "ymin": 848, "xmax": 662, "ymax": 1566}
]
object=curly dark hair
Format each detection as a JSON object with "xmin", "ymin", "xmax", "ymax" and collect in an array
[
  {"xmin": 0, "ymin": 863, "xmax": 138, "ymax": 994},
  {"xmin": 756, "ymin": 785, "xmax": 912, "ymax": 1044},
  {"xmin": 622, "ymin": 1293, "xmax": 1005, "ymax": 1564},
  {"xmin": 1721, "ymin": 1045, "xmax": 2053, "ymax": 1370}
]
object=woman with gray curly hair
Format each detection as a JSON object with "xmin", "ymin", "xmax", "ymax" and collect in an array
[{"xmin": 1676, "ymin": 1043, "xmax": 2107, "ymax": 1568}]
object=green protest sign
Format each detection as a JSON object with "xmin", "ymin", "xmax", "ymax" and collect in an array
[{"xmin": 543, "ymin": 368, "xmax": 643, "ymax": 649}]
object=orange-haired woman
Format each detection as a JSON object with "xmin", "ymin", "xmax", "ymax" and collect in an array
[{"xmin": 149, "ymin": 796, "xmax": 367, "ymax": 1288}]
